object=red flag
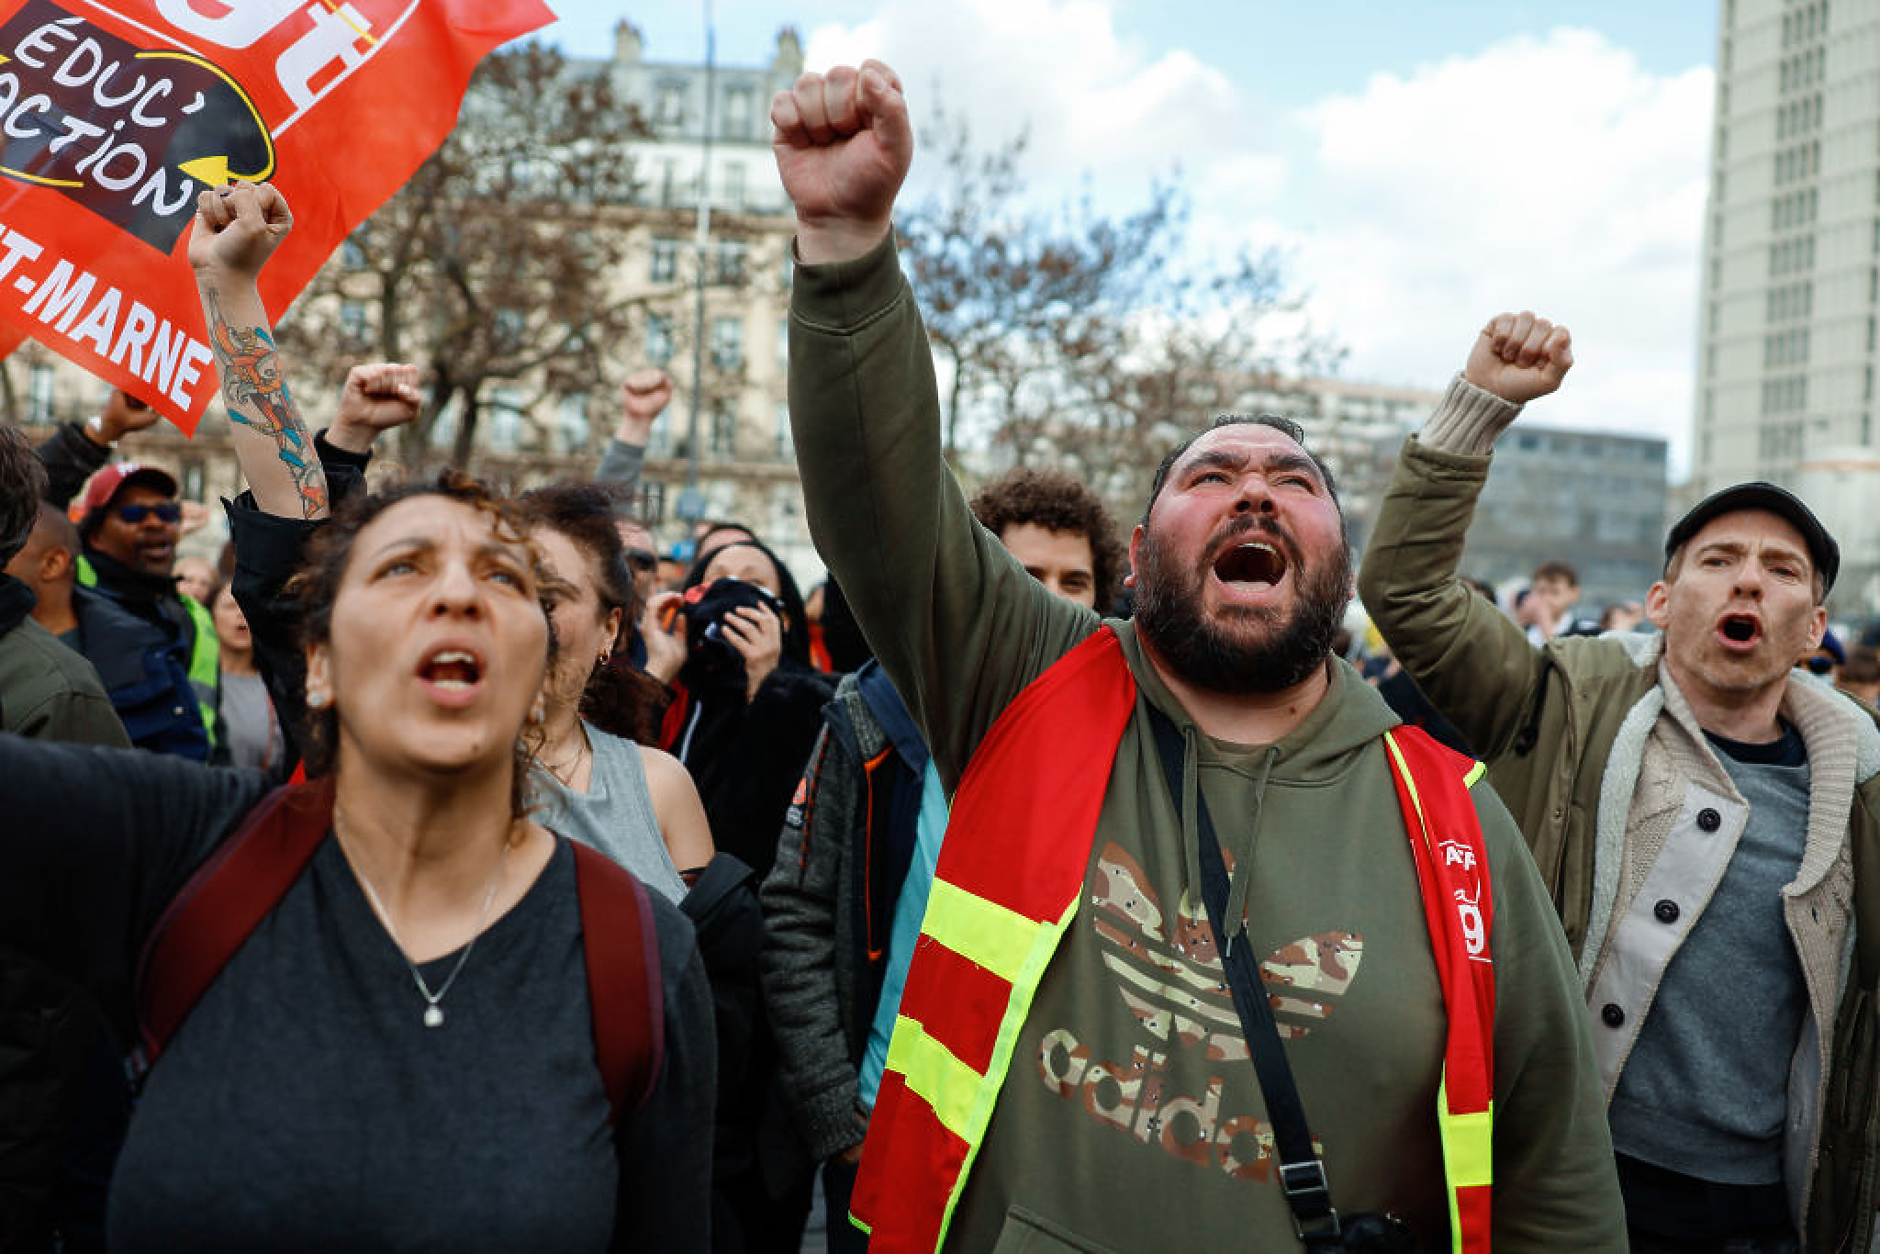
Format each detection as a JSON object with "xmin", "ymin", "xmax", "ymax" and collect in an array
[{"xmin": 0, "ymin": 0, "xmax": 554, "ymax": 432}]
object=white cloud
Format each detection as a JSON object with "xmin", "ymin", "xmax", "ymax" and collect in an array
[
  {"xmin": 792, "ymin": 10, "xmax": 1711, "ymax": 476},
  {"xmin": 800, "ymin": 0, "xmax": 1281, "ymax": 202},
  {"xmin": 1282, "ymin": 29, "xmax": 1713, "ymax": 475}
]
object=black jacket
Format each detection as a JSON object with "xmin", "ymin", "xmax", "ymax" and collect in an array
[{"xmin": 69, "ymin": 585, "xmax": 207, "ymax": 761}]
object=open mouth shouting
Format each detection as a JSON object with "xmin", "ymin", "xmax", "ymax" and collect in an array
[
  {"xmin": 1715, "ymin": 612, "xmax": 1763, "ymax": 654},
  {"xmin": 1212, "ymin": 538, "xmax": 1290, "ymax": 597},
  {"xmin": 416, "ymin": 644, "xmax": 486, "ymax": 706}
]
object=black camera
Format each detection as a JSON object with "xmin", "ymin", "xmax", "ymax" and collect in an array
[{"xmin": 680, "ymin": 578, "xmax": 789, "ymax": 686}]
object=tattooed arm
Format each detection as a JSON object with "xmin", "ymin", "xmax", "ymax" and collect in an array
[{"xmin": 187, "ymin": 181, "xmax": 328, "ymax": 521}]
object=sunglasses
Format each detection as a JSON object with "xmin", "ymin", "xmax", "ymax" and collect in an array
[
  {"xmin": 115, "ymin": 502, "xmax": 181, "ymax": 525},
  {"xmin": 624, "ymin": 548, "xmax": 658, "ymax": 574}
]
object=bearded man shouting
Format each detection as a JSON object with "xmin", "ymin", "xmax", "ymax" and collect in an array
[{"xmin": 772, "ymin": 59, "xmax": 1622, "ymax": 1253}]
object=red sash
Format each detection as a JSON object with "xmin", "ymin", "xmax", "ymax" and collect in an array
[{"xmin": 852, "ymin": 628, "xmax": 1496, "ymax": 1252}]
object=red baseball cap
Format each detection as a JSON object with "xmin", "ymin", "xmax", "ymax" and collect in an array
[{"xmin": 81, "ymin": 462, "xmax": 180, "ymax": 516}]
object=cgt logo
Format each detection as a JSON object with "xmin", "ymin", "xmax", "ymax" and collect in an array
[{"xmin": 0, "ymin": 1, "xmax": 274, "ymax": 252}]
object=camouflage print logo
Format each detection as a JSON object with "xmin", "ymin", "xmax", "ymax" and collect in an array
[{"xmin": 1036, "ymin": 842, "xmax": 1358, "ymax": 1179}]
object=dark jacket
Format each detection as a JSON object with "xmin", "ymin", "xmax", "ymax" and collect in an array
[
  {"xmin": 679, "ymin": 854, "xmax": 765, "ymax": 1175},
  {"xmin": 0, "ymin": 576, "xmax": 128, "ymax": 1252},
  {"xmin": 220, "ymin": 430, "xmax": 377, "ymax": 779},
  {"xmin": 0, "ymin": 577, "xmax": 125, "ymax": 748},
  {"xmin": 664, "ymin": 539, "xmax": 836, "ymax": 883},
  {"xmin": 760, "ymin": 662, "xmax": 929, "ymax": 1163},
  {"xmin": 36, "ymin": 421, "xmax": 218, "ymax": 758},
  {"xmin": 67, "ymin": 585, "xmax": 206, "ymax": 761}
]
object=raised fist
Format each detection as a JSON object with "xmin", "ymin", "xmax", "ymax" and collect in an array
[
  {"xmin": 188, "ymin": 181, "xmax": 293, "ymax": 283},
  {"xmin": 1464, "ymin": 311, "xmax": 1574, "ymax": 406},
  {"xmin": 619, "ymin": 368, "xmax": 674, "ymax": 442},
  {"xmin": 334, "ymin": 362, "xmax": 422, "ymax": 449},
  {"xmin": 771, "ymin": 60, "xmax": 912, "ymax": 264}
]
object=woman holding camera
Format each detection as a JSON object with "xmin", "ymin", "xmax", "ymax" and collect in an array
[{"xmin": 647, "ymin": 539, "xmax": 835, "ymax": 884}]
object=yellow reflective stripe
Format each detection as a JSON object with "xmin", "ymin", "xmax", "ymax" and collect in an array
[
  {"xmin": 920, "ymin": 878, "xmax": 1042, "ymax": 984},
  {"xmin": 937, "ymin": 894, "xmax": 1080, "ymax": 1250},
  {"xmin": 1440, "ymin": 1108, "xmax": 1493, "ymax": 1185},
  {"xmin": 1462, "ymin": 760, "xmax": 1485, "ymax": 788},
  {"xmin": 885, "ymin": 1014, "xmax": 982, "ymax": 1141},
  {"xmin": 1383, "ymin": 731, "xmax": 1430, "ymax": 833},
  {"xmin": 1437, "ymin": 1075, "xmax": 1493, "ymax": 1187},
  {"xmin": 1437, "ymin": 1075, "xmax": 1493, "ymax": 1253}
]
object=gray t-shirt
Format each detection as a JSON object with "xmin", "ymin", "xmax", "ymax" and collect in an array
[
  {"xmin": 218, "ymin": 669, "xmax": 282, "ymax": 771},
  {"xmin": 1609, "ymin": 725, "xmax": 1811, "ymax": 1185},
  {"xmin": 533, "ymin": 725, "xmax": 688, "ymax": 903}
]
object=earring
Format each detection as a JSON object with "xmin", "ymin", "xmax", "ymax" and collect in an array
[
  {"xmin": 307, "ymin": 687, "xmax": 331, "ymax": 710},
  {"xmin": 598, "ymin": 649, "xmax": 611, "ymax": 666}
]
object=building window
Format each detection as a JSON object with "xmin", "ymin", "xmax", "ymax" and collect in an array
[
  {"xmin": 558, "ymin": 392, "xmax": 590, "ymax": 454},
  {"xmin": 711, "ymin": 317, "xmax": 743, "ymax": 370},
  {"xmin": 712, "ymin": 240, "xmax": 747, "ymax": 286},
  {"xmin": 722, "ymin": 162, "xmax": 745, "ymax": 212},
  {"xmin": 645, "ymin": 314, "xmax": 673, "ymax": 365},
  {"xmin": 709, "ymin": 400, "xmax": 737, "ymax": 459},
  {"xmin": 340, "ymin": 301, "xmax": 369, "ymax": 340},
  {"xmin": 27, "ymin": 363, "xmax": 53, "ymax": 422},
  {"xmin": 725, "ymin": 86, "xmax": 753, "ymax": 136},
  {"xmin": 655, "ymin": 80, "xmax": 685, "ymax": 126},
  {"xmin": 340, "ymin": 239, "xmax": 368, "ymax": 271},
  {"xmin": 650, "ymin": 237, "xmax": 680, "ymax": 284}
]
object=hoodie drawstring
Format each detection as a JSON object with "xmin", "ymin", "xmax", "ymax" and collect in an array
[{"xmin": 1172, "ymin": 721, "xmax": 1279, "ymax": 960}]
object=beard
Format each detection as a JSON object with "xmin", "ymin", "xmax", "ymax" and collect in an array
[{"xmin": 1133, "ymin": 516, "xmax": 1350, "ymax": 695}]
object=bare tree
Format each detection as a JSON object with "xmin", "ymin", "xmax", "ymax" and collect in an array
[
  {"xmin": 279, "ymin": 42, "xmax": 651, "ymax": 467},
  {"xmin": 897, "ymin": 108, "xmax": 1340, "ymax": 507}
]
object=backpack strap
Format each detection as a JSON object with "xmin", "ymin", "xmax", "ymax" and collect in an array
[
  {"xmin": 136, "ymin": 781, "xmax": 665, "ymax": 1124},
  {"xmin": 135, "ymin": 777, "xmax": 336, "ymax": 1064},
  {"xmin": 571, "ymin": 840, "xmax": 665, "ymax": 1124}
]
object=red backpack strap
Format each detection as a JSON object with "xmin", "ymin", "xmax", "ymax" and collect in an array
[
  {"xmin": 571, "ymin": 840, "xmax": 665, "ymax": 1124},
  {"xmin": 135, "ymin": 777, "xmax": 336, "ymax": 1064}
]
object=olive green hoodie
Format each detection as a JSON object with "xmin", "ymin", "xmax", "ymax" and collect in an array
[{"xmin": 789, "ymin": 234, "xmax": 1624, "ymax": 1250}]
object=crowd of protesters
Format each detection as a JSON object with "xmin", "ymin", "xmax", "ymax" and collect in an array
[{"xmin": 2, "ymin": 56, "xmax": 1880, "ymax": 1254}]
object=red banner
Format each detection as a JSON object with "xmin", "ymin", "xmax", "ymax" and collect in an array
[{"xmin": 0, "ymin": 0, "xmax": 554, "ymax": 432}]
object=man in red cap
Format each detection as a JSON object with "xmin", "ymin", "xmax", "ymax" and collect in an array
[{"xmin": 35, "ymin": 392, "xmax": 218, "ymax": 758}]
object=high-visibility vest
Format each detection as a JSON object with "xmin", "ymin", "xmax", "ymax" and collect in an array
[{"xmin": 850, "ymin": 627, "xmax": 1496, "ymax": 1253}]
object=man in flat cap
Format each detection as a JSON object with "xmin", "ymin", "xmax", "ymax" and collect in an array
[{"xmin": 1359, "ymin": 310, "xmax": 1880, "ymax": 1252}]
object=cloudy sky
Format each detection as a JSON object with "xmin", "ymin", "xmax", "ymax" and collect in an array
[{"xmin": 539, "ymin": 2, "xmax": 1718, "ymax": 478}]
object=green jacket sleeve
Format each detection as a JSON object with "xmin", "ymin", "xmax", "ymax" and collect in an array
[
  {"xmin": 1476, "ymin": 784, "xmax": 1627, "ymax": 1247},
  {"xmin": 1356, "ymin": 391, "xmax": 1553, "ymax": 762},
  {"xmin": 787, "ymin": 235, "xmax": 1097, "ymax": 789}
]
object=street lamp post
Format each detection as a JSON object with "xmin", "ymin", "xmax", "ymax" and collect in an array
[{"xmin": 677, "ymin": 0, "xmax": 714, "ymax": 530}]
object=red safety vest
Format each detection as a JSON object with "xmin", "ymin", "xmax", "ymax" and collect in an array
[{"xmin": 851, "ymin": 627, "xmax": 1496, "ymax": 1252}]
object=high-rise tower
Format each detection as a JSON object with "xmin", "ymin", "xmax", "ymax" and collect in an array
[{"xmin": 1694, "ymin": 0, "xmax": 1880, "ymax": 608}]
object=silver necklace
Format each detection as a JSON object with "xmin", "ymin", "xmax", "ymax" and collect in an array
[
  {"xmin": 536, "ymin": 724, "xmax": 592, "ymax": 786},
  {"xmin": 336, "ymin": 814, "xmax": 508, "ymax": 1028}
]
